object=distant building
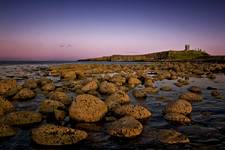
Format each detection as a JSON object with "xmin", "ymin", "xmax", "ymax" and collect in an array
[{"xmin": 185, "ymin": 44, "xmax": 190, "ymax": 51}]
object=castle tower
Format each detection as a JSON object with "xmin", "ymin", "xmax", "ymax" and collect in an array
[{"xmin": 185, "ymin": 44, "xmax": 190, "ymax": 51}]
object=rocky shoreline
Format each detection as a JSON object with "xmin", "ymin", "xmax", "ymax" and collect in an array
[{"xmin": 0, "ymin": 62, "xmax": 225, "ymax": 149}]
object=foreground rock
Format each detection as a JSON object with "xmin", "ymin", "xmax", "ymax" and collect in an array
[
  {"xmin": 0, "ymin": 96, "xmax": 15, "ymax": 115},
  {"xmin": 128, "ymin": 77, "xmax": 141, "ymax": 88},
  {"xmin": 179, "ymin": 92, "xmax": 202, "ymax": 102},
  {"xmin": 2, "ymin": 111, "xmax": 42, "ymax": 125},
  {"xmin": 69, "ymin": 94, "xmax": 108, "ymax": 122},
  {"xmin": 81, "ymin": 80, "xmax": 98, "ymax": 92},
  {"xmin": 41, "ymin": 83, "xmax": 55, "ymax": 92},
  {"xmin": 0, "ymin": 124, "xmax": 17, "ymax": 138},
  {"xmin": 105, "ymin": 91, "xmax": 130, "ymax": 110},
  {"xmin": 163, "ymin": 99, "xmax": 192, "ymax": 115},
  {"xmin": 39, "ymin": 99, "xmax": 65, "ymax": 113},
  {"xmin": 107, "ymin": 116, "xmax": 143, "ymax": 137},
  {"xmin": 158, "ymin": 129, "xmax": 190, "ymax": 144},
  {"xmin": 164, "ymin": 113, "xmax": 191, "ymax": 124},
  {"xmin": 49, "ymin": 91, "xmax": 71, "ymax": 105},
  {"xmin": 23, "ymin": 79, "xmax": 37, "ymax": 89},
  {"xmin": 99, "ymin": 81, "xmax": 117, "ymax": 94},
  {"xmin": 132, "ymin": 89, "xmax": 147, "ymax": 98},
  {"xmin": 61, "ymin": 71, "xmax": 76, "ymax": 80},
  {"xmin": 113, "ymin": 104, "xmax": 151, "ymax": 120},
  {"xmin": 0, "ymin": 79, "xmax": 18, "ymax": 98},
  {"xmin": 13, "ymin": 88, "xmax": 36, "ymax": 100},
  {"xmin": 32, "ymin": 124, "xmax": 87, "ymax": 145}
]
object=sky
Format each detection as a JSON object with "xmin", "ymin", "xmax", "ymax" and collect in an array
[{"xmin": 0, "ymin": 0, "xmax": 225, "ymax": 60}]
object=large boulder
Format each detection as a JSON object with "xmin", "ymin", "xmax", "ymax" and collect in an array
[
  {"xmin": 158, "ymin": 129, "xmax": 190, "ymax": 144},
  {"xmin": 32, "ymin": 124, "xmax": 87, "ymax": 145},
  {"xmin": 49, "ymin": 91, "xmax": 71, "ymax": 105},
  {"xmin": 107, "ymin": 116, "xmax": 143, "ymax": 137},
  {"xmin": 179, "ymin": 92, "xmax": 202, "ymax": 102},
  {"xmin": 99, "ymin": 81, "xmax": 117, "ymax": 94},
  {"xmin": 0, "ymin": 124, "xmax": 17, "ymax": 138},
  {"xmin": 163, "ymin": 99, "xmax": 192, "ymax": 115},
  {"xmin": 113, "ymin": 104, "xmax": 151, "ymax": 120},
  {"xmin": 0, "ymin": 79, "xmax": 18, "ymax": 97},
  {"xmin": 81, "ymin": 80, "xmax": 98, "ymax": 92},
  {"xmin": 13, "ymin": 88, "xmax": 36, "ymax": 100},
  {"xmin": 105, "ymin": 91, "xmax": 130, "ymax": 110},
  {"xmin": 69, "ymin": 94, "xmax": 108, "ymax": 122},
  {"xmin": 2, "ymin": 111, "xmax": 42, "ymax": 125},
  {"xmin": 23, "ymin": 79, "xmax": 37, "ymax": 89}
]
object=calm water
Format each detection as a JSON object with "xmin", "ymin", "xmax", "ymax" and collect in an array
[{"xmin": 0, "ymin": 62, "xmax": 225, "ymax": 150}]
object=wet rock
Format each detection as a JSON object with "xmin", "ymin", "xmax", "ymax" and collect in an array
[
  {"xmin": 54, "ymin": 109, "xmax": 65, "ymax": 121},
  {"xmin": 105, "ymin": 91, "xmax": 130, "ymax": 110},
  {"xmin": 81, "ymin": 80, "xmax": 98, "ymax": 92},
  {"xmin": 39, "ymin": 78, "xmax": 52, "ymax": 86},
  {"xmin": 144, "ymin": 78, "xmax": 154, "ymax": 87},
  {"xmin": 39, "ymin": 99, "xmax": 65, "ymax": 113},
  {"xmin": 207, "ymin": 74, "xmax": 216, "ymax": 79},
  {"xmin": 23, "ymin": 79, "xmax": 37, "ymax": 89},
  {"xmin": 179, "ymin": 92, "xmax": 202, "ymax": 102},
  {"xmin": 49, "ymin": 91, "xmax": 71, "ymax": 105},
  {"xmin": 188, "ymin": 86, "xmax": 201, "ymax": 94},
  {"xmin": 69, "ymin": 94, "xmax": 108, "ymax": 122},
  {"xmin": 211, "ymin": 90, "xmax": 220, "ymax": 97},
  {"xmin": 128, "ymin": 77, "xmax": 141, "ymax": 88},
  {"xmin": 109, "ymin": 75, "xmax": 126, "ymax": 86},
  {"xmin": 143, "ymin": 87, "xmax": 158, "ymax": 94},
  {"xmin": 113, "ymin": 104, "xmax": 151, "ymax": 119},
  {"xmin": 75, "ymin": 123, "xmax": 101, "ymax": 132},
  {"xmin": 160, "ymin": 85, "xmax": 172, "ymax": 91},
  {"xmin": 61, "ymin": 70, "xmax": 76, "ymax": 80},
  {"xmin": 164, "ymin": 113, "xmax": 191, "ymax": 124},
  {"xmin": 206, "ymin": 86, "xmax": 217, "ymax": 90},
  {"xmin": 0, "ymin": 79, "xmax": 18, "ymax": 98},
  {"xmin": 107, "ymin": 116, "xmax": 143, "ymax": 137},
  {"xmin": 32, "ymin": 124, "xmax": 87, "ymax": 145},
  {"xmin": 158, "ymin": 129, "xmax": 190, "ymax": 144},
  {"xmin": 99, "ymin": 81, "xmax": 117, "ymax": 94},
  {"xmin": 42, "ymin": 83, "xmax": 55, "ymax": 92},
  {"xmin": 163, "ymin": 99, "xmax": 192, "ymax": 115},
  {"xmin": 0, "ymin": 124, "xmax": 17, "ymax": 138},
  {"xmin": 13, "ymin": 88, "xmax": 36, "ymax": 100},
  {"xmin": 133, "ymin": 89, "xmax": 147, "ymax": 98},
  {"xmin": 2, "ymin": 111, "xmax": 42, "ymax": 125},
  {"xmin": 0, "ymin": 96, "xmax": 15, "ymax": 114}
]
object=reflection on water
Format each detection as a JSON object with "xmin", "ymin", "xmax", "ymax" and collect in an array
[{"xmin": 0, "ymin": 63, "xmax": 225, "ymax": 149}]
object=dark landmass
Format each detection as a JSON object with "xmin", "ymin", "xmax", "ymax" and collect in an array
[{"xmin": 79, "ymin": 50, "xmax": 225, "ymax": 62}]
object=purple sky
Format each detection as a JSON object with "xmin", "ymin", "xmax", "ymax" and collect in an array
[{"xmin": 0, "ymin": 0, "xmax": 225, "ymax": 60}]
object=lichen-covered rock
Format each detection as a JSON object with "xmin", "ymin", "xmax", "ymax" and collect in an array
[
  {"xmin": 61, "ymin": 71, "xmax": 76, "ymax": 80},
  {"xmin": 132, "ymin": 89, "xmax": 147, "ymax": 98},
  {"xmin": 188, "ymin": 86, "xmax": 201, "ymax": 94},
  {"xmin": 105, "ymin": 91, "xmax": 130, "ymax": 110},
  {"xmin": 143, "ymin": 87, "xmax": 158, "ymax": 94},
  {"xmin": 144, "ymin": 78, "xmax": 154, "ymax": 87},
  {"xmin": 32, "ymin": 124, "xmax": 87, "ymax": 145},
  {"xmin": 0, "ymin": 96, "xmax": 15, "ymax": 114},
  {"xmin": 158, "ymin": 129, "xmax": 190, "ymax": 144},
  {"xmin": 107, "ymin": 116, "xmax": 143, "ymax": 137},
  {"xmin": 163, "ymin": 99, "xmax": 192, "ymax": 115},
  {"xmin": 2, "ymin": 111, "xmax": 42, "ymax": 125},
  {"xmin": 113, "ymin": 104, "xmax": 151, "ymax": 119},
  {"xmin": 54, "ymin": 110, "xmax": 65, "ymax": 121},
  {"xmin": 0, "ymin": 79, "xmax": 18, "ymax": 97},
  {"xmin": 109, "ymin": 75, "xmax": 126, "ymax": 86},
  {"xmin": 39, "ymin": 99, "xmax": 65, "ymax": 113},
  {"xmin": 39, "ymin": 78, "xmax": 52, "ymax": 86},
  {"xmin": 13, "ymin": 88, "xmax": 36, "ymax": 100},
  {"xmin": 160, "ymin": 86, "xmax": 172, "ymax": 91},
  {"xmin": 42, "ymin": 83, "xmax": 55, "ymax": 92},
  {"xmin": 81, "ymin": 80, "xmax": 98, "ymax": 92},
  {"xmin": 128, "ymin": 77, "xmax": 141, "ymax": 88},
  {"xmin": 69, "ymin": 94, "xmax": 108, "ymax": 122},
  {"xmin": 99, "ymin": 81, "xmax": 117, "ymax": 94},
  {"xmin": 164, "ymin": 113, "xmax": 191, "ymax": 124},
  {"xmin": 0, "ymin": 124, "xmax": 17, "ymax": 138},
  {"xmin": 49, "ymin": 91, "xmax": 71, "ymax": 105},
  {"xmin": 23, "ymin": 79, "xmax": 37, "ymax": 89},
  {"xmin": 179, "ymin": 92, "xmax": 202, "ymax": 102}
]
